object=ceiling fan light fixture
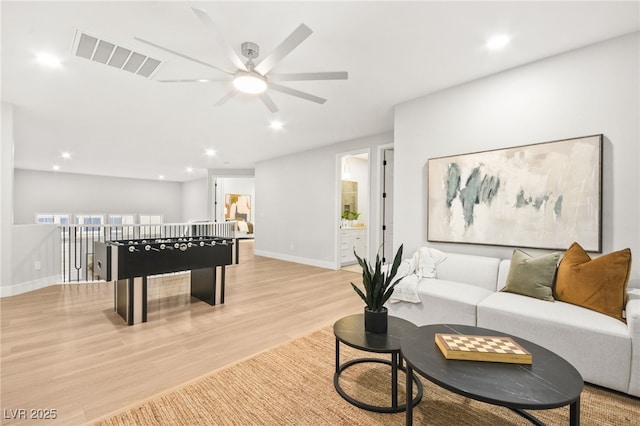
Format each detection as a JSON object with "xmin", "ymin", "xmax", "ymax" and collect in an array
[{"xmin": 233, "ymin": 70, "xmax": 267, "ymax": 94}]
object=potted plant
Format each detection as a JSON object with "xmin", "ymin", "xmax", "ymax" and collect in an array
[
  {"xmin": 350, "ymin": 244, "xmax": 404, "ymax": 333},
  {"xmin": 341, "ymin": 210, "xmax": 361, "ymax": 226}
]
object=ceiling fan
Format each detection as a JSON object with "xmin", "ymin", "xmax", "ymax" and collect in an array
[{"xmin": 134, "ymin": 7, "xmax": 348, "ymax": 113}]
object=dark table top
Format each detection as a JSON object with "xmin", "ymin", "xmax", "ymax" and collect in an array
[
  {"xmin": 400, "ymin": 324, "xmax": 584, "ymax": 410},
  {"xmin": 333, "ymin": 314, "xmax": 417, "ymax": 354}
]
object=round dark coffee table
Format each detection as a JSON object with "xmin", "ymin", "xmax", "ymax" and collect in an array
[
  {"xmin": 401, "ymin": 324, "xmax": 583, "ymax": 425},
  {"xmin": 333, "ymin": 313, "xmax": 423, "ymax": 413}
]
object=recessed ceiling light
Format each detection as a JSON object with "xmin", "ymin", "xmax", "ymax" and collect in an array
[
  {"xmin": 269, "ymin": 120, "xmax": 284, "ymax": 130},
  {"xmin": 61, "ymin": 152, "xmax": 71, "ymax": 159},
  {"xmin": 486, "ymin": 34, "xmax": 510, "ymax": 50},
  {"xmin": 52, "ymin": 165, "xmax": 61, "ymax": 171},
  {"xmin": 36, "ymin": 52, "xmax": 62, "ymax": 68},
  {"xmin": 186, "ymin": 167, "xmax": 194, "ymax": 173},
  {"xmin": 205, "ymin": 149, "xmax": 216, "ymax": 157},
  {"xmin": 159, "ymin": 175, "xmax": 165, "ymax": 180}
]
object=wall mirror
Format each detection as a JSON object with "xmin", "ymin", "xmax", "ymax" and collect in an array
[{"xmin": 341, "ymin": 181, "xmax": 358, "ymax": 216}]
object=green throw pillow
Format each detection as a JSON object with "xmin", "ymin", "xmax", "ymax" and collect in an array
[{"xmin": 501, "ymin": 249, "xmax": 561, "ymax": 301}]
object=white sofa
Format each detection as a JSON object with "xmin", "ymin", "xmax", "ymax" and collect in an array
[{"xmin": 386, "ymin": 251, "xmax": 640, "ymax": 397}]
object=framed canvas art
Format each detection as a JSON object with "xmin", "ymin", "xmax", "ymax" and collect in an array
[
  {"xmin": 427, "ymin": 134, "xmax": 602, "ymax": 252},
  {"xmin": 225, "ymin": 193, "xmax": 252, "ymax": 222}
]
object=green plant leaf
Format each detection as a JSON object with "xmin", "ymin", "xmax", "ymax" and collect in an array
[
  {"xmin": 353, "ymin": 250, "xmax": 374, "ymax": 307},
  {"xmin": 350, "ymin": 244, "xmax": 405, "ymax": 310},
  {"xmin": 350, "ymin": 282, "xmax": 368, "ymax": 305},
  {"xmin": 385, "ymin": 244, "xmax": 404, "ymax": 287},
  {"xmin": 380, "ymin": 276, "xmax": 404, "ymax": 305}
]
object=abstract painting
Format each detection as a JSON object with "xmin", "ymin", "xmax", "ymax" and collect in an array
[
  {"xmin": 225, "ymin": 194, "xmax": 251, "ymax": 222},
  {"xmin": 427, "ymin": 135, "xmax": 602, "ymax": 251}
]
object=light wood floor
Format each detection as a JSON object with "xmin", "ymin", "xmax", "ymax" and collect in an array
[{"xmin": 1, "ymin": 242, "xmax": 363, "ymax": 425}]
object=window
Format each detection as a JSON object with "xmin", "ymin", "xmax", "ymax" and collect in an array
[
  {"xmin": 139, "ymin": 214, "xmax": 162, "ymax": 224},
  {"xmin": 139, "ymin": 214, "xmax": 163, "ymax": 238},
  {"xmin": 107, "ymin": 214, "xmax": 135, "ymax": 240},
  {"xmin": 76, "ymin": 214, "xmax": 105, "ymax": 233},
  {"xmin": 36, "ymin": 214, "xmax": 70, "ymax": 225},
  {"xmin": 108, "ymin": 214, "xmax": 135, "ymax": 225}
]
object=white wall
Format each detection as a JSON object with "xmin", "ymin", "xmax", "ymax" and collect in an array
[
  {"xmin": 7, "ymin": 224, "xmax": 60, "ymax": 296},
  {"xmin": 5, "ymin": 169, "xmax": 211, "ymax": 296},
  {"xmin": 6, "ymin": 169, "xmax": 195, "ymax": 295},
  {"xmin": 181, "ymin": 177, "xmax": 208, "ymax": 222},
  {"xmin": 1, "ymin": 102, "xmax": 15, "ymax": 290},
  {"xmin": 255, "ymin": 132, "xmax": 392, "ymax": 268},
  {"xmin": 394, "ymin": 33, "xmax": 639, "ymax": 286},
  {"xmin": 13, "ymin": 169, "xmax": 184, "ymax": 224}
]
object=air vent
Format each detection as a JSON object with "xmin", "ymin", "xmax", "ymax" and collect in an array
[{"xmin": 73, "ymin": 30, "xmax": 162, "ymax": 78}]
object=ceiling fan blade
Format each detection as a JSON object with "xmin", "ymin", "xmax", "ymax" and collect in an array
[
  {"xmin": 268, "ymin": 71, "xmax": 348, "ymax": 82},
  {"xmin": 269, "ymin": 83, "xmax": 326, "ymax": 104},
  {"xmin": 215, "ymin": 90, "xmax": 238, "ymax": 106},
  {"xmin": 134, "ymin": 36, "xmax": 232, "ymax": 75},
  {"xmin": 191, "ymin": 7, "xmax": 248, "ymax": 72},
  {"xmin": 258, "ymin": 93, "xmax": 279, "ymax": 113},
  {"xmin": 157, "ymin": 78, "xmax": 231, "ymax": 83},
  {"xmin": 254, "ymin": 24, "xmax": 313, "ymax": 75}
]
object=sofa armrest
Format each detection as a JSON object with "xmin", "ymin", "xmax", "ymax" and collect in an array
[{"xmin": 626, "ymin": 289, "xmax": 640, "ymax": 396}]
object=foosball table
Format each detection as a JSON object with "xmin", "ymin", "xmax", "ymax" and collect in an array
[{"xmin": 94, "ymin": 236, "xmax": 233, "ymax": 325}]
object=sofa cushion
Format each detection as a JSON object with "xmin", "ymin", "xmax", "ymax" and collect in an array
[
  {"xmin": 501, "ymin": 249, "xmax": 560, "ymax": 301},
  {"xmin": 436, "ymin": 253, "xmax": 501, "ymax": 292},
  {"xmin": 477, "ymin": 291, "xmax": 632, "ymax": 394},
  {"xmin": 497, "ymin": 259, "xmax": 511, "ymax": 290},
  {"xmin": 420, "ymin": 279, "xmax": 494, "ymax": 306},
  {"xmin": 555, "ymin": 242, "xmax": 632, "ymax": 322},
  {"xmin": 387, "ymin": 278, "xmax": 494, "ymax": 327}
]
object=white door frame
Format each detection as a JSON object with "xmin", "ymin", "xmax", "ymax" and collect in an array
[
  {"xmin": 376, "ymin": 143, "xmax": 394, "ymax": 263},
  {"xmin": 335, "ymin": 148, "xmax": 371, "ymax": 269}
]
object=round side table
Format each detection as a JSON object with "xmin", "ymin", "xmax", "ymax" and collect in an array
[{"xmin": 333, "ymin": 313, "xmax": 423, "ymax": 413}]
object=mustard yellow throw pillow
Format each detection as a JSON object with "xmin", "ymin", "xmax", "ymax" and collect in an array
[{"xmin": 555, "ymin": 242, "xmax": 632, "ymax": 322}]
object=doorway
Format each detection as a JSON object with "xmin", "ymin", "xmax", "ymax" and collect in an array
[
  {"xmin": 211, "ymin": 176, "xmax": 255, "ymax": 223},
  {"xmin": 338, "ymin": 151, "xmax": 369, "ymax": 267}
]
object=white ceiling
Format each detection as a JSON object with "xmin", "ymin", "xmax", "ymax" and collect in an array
[{"xmin": 2, "ymin": 1, "xmax": 638, "ymax": 182}]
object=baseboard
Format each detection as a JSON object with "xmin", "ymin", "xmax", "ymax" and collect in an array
[
  {"xmin": 0, "ymin": 275, "xmax": 61, "ymax": 298},
  {"xmin": 254, "ymin": 250, "xmax": 337, "ymax": 270}
]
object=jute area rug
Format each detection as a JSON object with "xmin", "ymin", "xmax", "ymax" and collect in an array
[{"xmin": 96, "ymin": 327, "xmax": 639, "ymax": 425}]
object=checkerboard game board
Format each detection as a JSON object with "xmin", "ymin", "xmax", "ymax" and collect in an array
[{"xmin": 435, "ymin": 333, "xmax": 533, "ymax": 364}]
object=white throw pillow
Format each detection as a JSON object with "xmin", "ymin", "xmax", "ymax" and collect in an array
[
  {"xmin": 412, "ymin": 247, "xmax": 447, "ymax": 278},
  {"xmin": 237, "ymin": 221, "xmax": 249, "ymax": 233}
]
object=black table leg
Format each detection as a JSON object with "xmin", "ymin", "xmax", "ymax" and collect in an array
[
  {"xmin": 406, "ymin": 363, "xmax": 413, "ymax": 426},
  {"xmin": 392, "ymin": 352, "xmax": 398, "ymax": 408},
  {"xmin": 191, "ymin": 268, "xmax": 216, "ymax": 305},
  {"xmin": 142, "ymin": 276, "xmax": 147, "ymax": 323},
  {"xmin": 570, "ymin": 397, "xmax": 580, "ymax": 426},
  {"xmin": 127, "ymin": 277, "xmax": 134, "ymax": 326},
  {"xmin": 220, "ymin": 265, "xmax": 226, "ymax": 304}
]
